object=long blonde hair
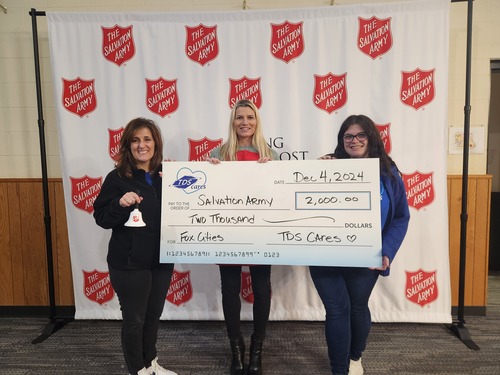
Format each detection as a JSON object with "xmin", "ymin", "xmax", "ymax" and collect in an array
[{"xmin": 218, "ymin": 99, "xmax": 273, "ymax": 161}]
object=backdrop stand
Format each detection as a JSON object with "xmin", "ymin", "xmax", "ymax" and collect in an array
[
  {"xmin": 447, "ymin": 0, "xmax": 480, "ymax": 351},
  {"xmin": 30, "ymin": 0, "xmax": 478, "ymax": 348},
  {"xmin": 29, "ymin": 8, "xmax": 72, "ymax": 345}
]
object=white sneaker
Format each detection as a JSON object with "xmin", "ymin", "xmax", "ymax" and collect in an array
[
  {"xmin": 132, "ymin": 368, "xmax": 149, "ymax": 375},
  {"xmin": 349, "ymin": 358, "xmax": 364, "ymax": 375},
  {"xmin": 147, "ymin": 357, "xmax": 178, "ymax": 375}
]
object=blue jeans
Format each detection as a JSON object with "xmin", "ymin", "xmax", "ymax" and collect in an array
[{"xmin": 309, "ymin": 266, "xmax": 379, "ymax": 375}]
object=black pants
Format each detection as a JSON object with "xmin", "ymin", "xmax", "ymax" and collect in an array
[
  {"xmin": 219, "ymin": 265, "xmax": 272, "ymax": 342},
  {"xmin": 109, "ymin": 264, "xmax": 174, "ymax": 374}
]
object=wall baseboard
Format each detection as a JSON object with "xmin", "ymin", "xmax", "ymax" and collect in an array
[
  {"xmin": 0, "ymin": 305, "xmax": 487, "ymax": 318},
  {"xmin": 0, "ymin": 306, "xmax": 75, "ymax": 318},
  {"xmin": 451, "ymin": 306, "xmax": 486, "ymax": 316}
]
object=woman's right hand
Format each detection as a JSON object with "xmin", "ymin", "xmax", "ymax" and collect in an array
[
  {"xmin": 318, "ymin": 154, "xmax": 335, "ymax": 160},
  {"xmin": 119, "ymin": 191, "xmax": 143, "ymax": 207}
]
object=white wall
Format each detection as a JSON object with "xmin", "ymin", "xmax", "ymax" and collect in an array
[{"xmin": 0, "ymin": 0, "xmax": 498, "ymax": 178}]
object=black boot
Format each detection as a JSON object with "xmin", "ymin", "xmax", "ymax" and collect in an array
[
  {"xmin": 229, "ymin": 337, "xmax": 245, "ymax": 375},
  {"xmin": 247, "ymin": 336, "xmax": 263, "ymax": 375}
]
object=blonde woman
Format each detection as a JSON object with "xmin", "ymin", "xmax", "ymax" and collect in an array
[{"xmin": 207, "ymin": 99, "xmax": 278, "ymax": 375}]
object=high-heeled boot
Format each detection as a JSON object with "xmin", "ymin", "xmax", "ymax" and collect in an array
[
  {"xmin": 247, "ymin": 336, "xmax": 263, "ymax": 375},
  {"xmin": 229, "ymin": 337, "xmax": 245, "ymax": 375}
]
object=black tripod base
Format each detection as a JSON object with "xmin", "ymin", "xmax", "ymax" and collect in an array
[
  {"xmin": 32, "ymin": 317, "xmax": 73, "ymax": 344},
  {"xmin": 448, "ymin": 323, "xmax": 480, "ymax": 351}
]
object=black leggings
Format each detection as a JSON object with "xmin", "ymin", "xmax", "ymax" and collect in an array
[
  {"xmin": 219, "ymin": 265, "xmax": 272, "ymax": 342},
  {"xmin": 109, "ymin": 265, "xmax": 174, "ymax": 374}
]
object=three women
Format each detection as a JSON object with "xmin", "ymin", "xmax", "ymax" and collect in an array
[{"xmin": 94, "ymin": 110, "xmax": 409, "ymax": 375}]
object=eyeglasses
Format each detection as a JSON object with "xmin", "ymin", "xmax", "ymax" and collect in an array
[{"xmin": 343, "ymin": 132, "xmax": 368, "ymax": 142}]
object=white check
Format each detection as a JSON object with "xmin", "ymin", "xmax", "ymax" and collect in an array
[{"xmin": 160, "ymin": 159, "xmax": 381, "ymax": 267}]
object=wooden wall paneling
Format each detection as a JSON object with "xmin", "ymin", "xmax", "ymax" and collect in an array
[
  {"xmin": 471, "ymin": 177, "xmax": 491, "ymax": 306},
  {"xmin": 19, "ymin": 182, "xmax": 48, "ymax": 305},
  {"xmin": 464, "ymin": 178, "xmax": 477, "ymax": 305},
  {"xmin": 51, "ymin": 180, "xmax": 74, "ymax": 305},
  {"xmin": 48, "ymin": 181, "xmax": 60, "ymax": 305},
  {"xmin": 446, "ymin": 177, "xmax": 452, "ymax": 303},
  {"xmin": 447, "ymin": 175, "xmax": 492, "ymax": 308},
  {"xmin": 448, "ymin": 177, "xmax": 462, "ymax": 306},
  {"xmin": 8, "ymin": 181, "xmax": 26, "ymax": 305},
  {"xmin": 47, "ymin": 180, "xmax": 63, "ymax": 306},
  {"xmin": 0, "ymin": 184, "xmax": 14, "ymax": 304},
  {"xmin": 0, "ymin": 176, "xmax": 493, "ymax": 311}
]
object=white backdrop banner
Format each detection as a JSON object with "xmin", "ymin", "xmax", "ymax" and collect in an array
[{"xmin": 47, "ymin": 0, "xmax": 452, "ymax": 322}]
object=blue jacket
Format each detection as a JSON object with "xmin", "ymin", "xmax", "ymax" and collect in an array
[{"xmin": 380, "ymin": 166, "xmax": 410, "ymax": 276}]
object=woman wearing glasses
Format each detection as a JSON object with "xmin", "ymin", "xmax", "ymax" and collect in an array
[{"xmin": 311, "ymin": 114, "xmax": 410, "ymax": 375}]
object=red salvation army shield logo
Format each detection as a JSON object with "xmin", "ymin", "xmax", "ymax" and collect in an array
[
  {"xmin": 83, "ymin": 269, "xmax": 114, "ymax": 305},
  {"xmin": 108, "ymin": 127, "xmax": 124, "ymax": 162},
  {"xmin": 229, "ymin": 76, "xmax": 262, "ymax": 109},
  {"xmin": 188, "ymin": 137, "xmax": 223, "ymax": 161},
  {"xmin": 185, "ymin": 24, "xmax": 219, "ymax": 66},
  {"xmin": 62, "ymin": 77, "xmax": 97, "ymax": 118},
  {"xmin": 241, "ymin": 271, "xmax": 272, "ymax": 303},
  {"xmin": 313, "ymin": 73, "xmax": 347, "ymax": 114},
  {"xmin": 70, "ymin": 175, "xmax": 102, "ymax": 214},
  {"xmin": 405, "ymin": 269, "xmax": 438, "ymax": 307},
  {"xmin": 357, "ymin": 16, "xmax": 392, "ymax": 59},
  {"xmin": 241, "ymin": 271, "xmax": 255, "ymax": 303},
  {"xmin": 375, "ymin": 123, "xmax": 391, "ymax": 154},
  {"xmin": 101, "ymin": 25, "xmax": 135, "ymax": 67},
  {"xmin": 401, "ymin": 171, "xmax": 435, "ymax": 210},
  {"xmin": 146, "ymin": 77, "xmax": 179, "ymax": 118},
  {"xmin": 270, "ymin": 20, "xmax": 304, "ymax": 63},
  {"xmin": 166, "ymin": 269, "xmax": 193, "ymax": 306},
  {"xmin": 400, "ymin": 68, "xmax": 435, "ymax": 110}
]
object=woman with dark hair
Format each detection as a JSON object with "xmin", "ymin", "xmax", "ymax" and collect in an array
[
  {"xmin": 93, "ymin": 117, "xmax": 177, "ymax": 375},
  {"xmin": 311, "ymin": 114, "xmax": 410, "ymax": 375},
  {"xmin": 207, "ymin": 99, "xmax": 278, "ymax": 375}
]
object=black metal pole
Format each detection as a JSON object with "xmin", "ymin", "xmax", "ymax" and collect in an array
[
  {"xmin": 448, "ymin": 0, "xmax": 479, "ymax": 351},
  {"xmin": 30, "ymin": 8, "xmax": 71, "ymax": 345}
]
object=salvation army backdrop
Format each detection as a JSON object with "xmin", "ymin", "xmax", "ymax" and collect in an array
[{"xmin": 46, "ymin": 0, "xmax": 451, "ymax": 322}]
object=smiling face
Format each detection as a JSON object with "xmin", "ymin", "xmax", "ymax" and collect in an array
[
  {"xmin": 343, "ymin": 123, "xmax": 369, "ymax": 159},
  {"xmin": 233, "ymin": 105, "xmax": 257, "ymax": 146},
  {"xmin": 130, "ymin": 127, "xmax": 155, "ymax": 171}
]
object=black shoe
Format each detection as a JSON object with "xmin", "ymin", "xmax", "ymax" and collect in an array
[
  {"xmin": 229, "ymin": 337, "xmax": 245, "ymax": 375},
  {"xmin": 247, "ymin": 336, "xmax": 263, "ymax": 375}
]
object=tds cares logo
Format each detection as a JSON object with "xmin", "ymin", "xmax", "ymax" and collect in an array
[{"xmin": 172, "ymin": 167, "xmax": 207, "ymax": 194}]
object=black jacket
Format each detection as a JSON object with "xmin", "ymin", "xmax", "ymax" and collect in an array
[{"xmin": 93, "ymin": 168, "xmax": 168, "ymax": 270}]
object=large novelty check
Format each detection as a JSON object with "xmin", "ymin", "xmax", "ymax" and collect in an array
[{"xmin": 160, "ymin": 159, "xmax": 382, "ymax": 267}]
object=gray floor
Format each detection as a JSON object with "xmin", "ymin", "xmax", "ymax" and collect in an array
[{"xmin": 1, "ymin": 273, "xmax": 500, "ymax": 375}]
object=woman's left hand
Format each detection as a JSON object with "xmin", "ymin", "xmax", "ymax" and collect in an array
[
  {"xmin": 370, "ymin": 255, "xmax": 390, "ymax": 271},
  {"xmin": 159, "ymin": 159, "xmax": 177, "ymax": 177},
  {"xmin": 257, "ymin": 157, "xmax": 272, "ymax": 163}
]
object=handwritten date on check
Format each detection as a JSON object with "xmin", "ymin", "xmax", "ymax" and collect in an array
[{"xmin": 160, "ymin": 159, "xmax": 382, "ymax": 267}]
